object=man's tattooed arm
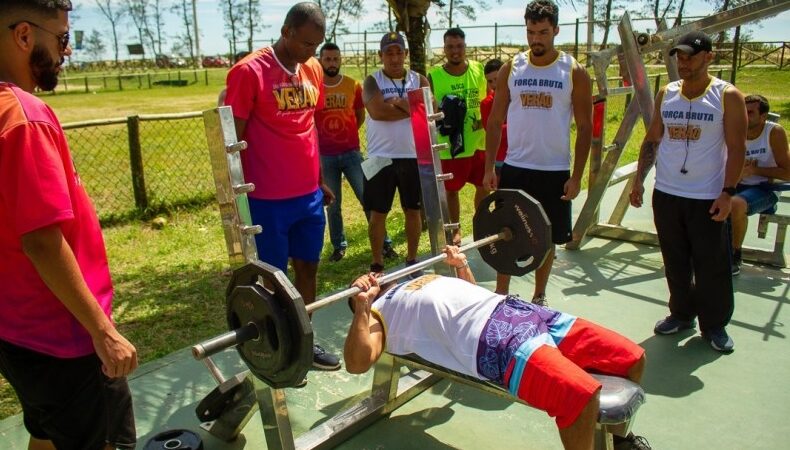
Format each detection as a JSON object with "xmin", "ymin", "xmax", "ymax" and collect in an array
[{"xmin": 635, "ymin": 140, "xmax": 657, "ymax": 185}]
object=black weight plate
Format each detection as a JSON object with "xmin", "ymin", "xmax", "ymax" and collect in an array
[
  {"xmin": 473, "ymin": 189, "xmax": 552, "ymax": 276},
  {"xmin": 225, "ymin": 260, "xmax": 313, "ymax": 389},
  {"xmin": 258, "ymin": 265, "xmax": 313, "ymax": 389},
  {"xmin": 144, "ymin": 429, "xmax": 203, "ymax": 450},
  {"xmin": 227, "ymin": 285, "xmax": 291, "ymax": 382},
  {"xmin": 195, "ymin": 374, "xmax": 249, "ymax": 422}
]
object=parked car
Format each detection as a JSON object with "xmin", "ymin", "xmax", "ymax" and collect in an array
[
  {"xmin": 155, "ymin": 54, "xmax": 188, "ymax": 68},
  {"xmin": 202, "ymin": 55, "xmax": 230, "ymax": 68}
]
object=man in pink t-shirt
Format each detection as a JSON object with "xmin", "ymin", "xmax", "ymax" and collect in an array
[
  {"xmin": 0, "ymin": 1, "xmax": 137, "ymax": 449},
  {"xmin": 224, "ymin": 2, "xmax": 340, "ymax": 371}
]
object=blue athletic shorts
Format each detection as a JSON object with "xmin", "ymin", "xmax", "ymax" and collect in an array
[
  {"xmin": 736, "ymin": 184, "xmax": 779, "ymax": 216},
  {"xmin": 248, "ymin": 189, "xmax": 326, "ymax": 271}
]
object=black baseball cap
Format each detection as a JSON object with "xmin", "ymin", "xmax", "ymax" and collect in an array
[
  {"xmin": 669, "ymin": 31, "xmax": 712, "ymax": 56},
  {"xmin": 380, "ymin": 32, "xmax": 406, "ymax": 51}
]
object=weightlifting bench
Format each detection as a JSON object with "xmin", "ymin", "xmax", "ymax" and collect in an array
[
  {"xmin": 198, "ymin": 96, "xmax": 646, "ymax": 448},
  {"xmin": 248, "ymin": 351, "xmax": 646, "ymax": 450},
  {"xmin": 742, "ymin": 183, "xmax": 790, "ymax": 268}
]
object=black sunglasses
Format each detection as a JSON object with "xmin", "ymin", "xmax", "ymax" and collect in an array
[{"xmin": 8, "ymin": 20, "xmax": 70, "ymax": 52}]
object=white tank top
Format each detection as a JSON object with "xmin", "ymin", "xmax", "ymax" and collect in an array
[
  {"xmin": 365, "ymin": 70, "xmax": 421, "ymax": 159},
  {"xmin": 505, "ymin": 51, "xmax": 575, "ymax": 170},
  {"xmin": 741, "ymin": 122, "xmax": 778, "ymax": 186},
  {"xmin": 656, "ymin": 78, "xmax": 730, "ymax": 200},
  {"xmin": 371, "ymin": 275, "xmax": 502, "ymax": 378}
]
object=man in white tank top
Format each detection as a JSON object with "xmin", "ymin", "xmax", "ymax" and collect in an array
[
  {"xmin": 629, "ymin": 31, "xmax": 747, "ymax": 353},
  {"xmin": 362, "ymin": 32, "xmax": 430, "ymax": 274},
  {"xmin": 482, "ymin": 0, "xmax": 593, "ymax": 304},
  {"xmin": 729, "ymin": 95, "xmax": 790, "ymax": 275},
  {"xmin": 343, "ymin": 246, "xmax": 649, "ymax": 450}
]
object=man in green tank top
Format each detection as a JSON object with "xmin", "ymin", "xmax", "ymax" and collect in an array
[{"xmin": 428, "ymin": 28, "xmax": 489, "ymax": 245}]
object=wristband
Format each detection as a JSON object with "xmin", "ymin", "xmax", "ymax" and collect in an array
[
  {"xmin": 722, "ymin": 186, "xmax": 736, "ymax": 196},
  {"xmin": 455, "ymin": 260, "xmax": 469, "ymax": 269}
]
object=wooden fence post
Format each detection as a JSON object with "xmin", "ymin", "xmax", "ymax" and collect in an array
[
  {"xmin": 730, "ymin": 26, "xmax": 740, "ymax": 85},
  {"xmin": 127, "ymin": 115, "xmax": 148, "ymax": 210}
]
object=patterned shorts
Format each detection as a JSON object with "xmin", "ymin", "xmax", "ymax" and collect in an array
[{"xmin": 476, "ymin": 296, "xmax": 644, "ymax": 428}]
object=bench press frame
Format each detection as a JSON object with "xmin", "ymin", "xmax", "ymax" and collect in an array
[
  {"xmin": 253, "ymin": 353, "xmax": 643, "ymax": 450},
  {"xmin": 203, "ymin": 88, "xmax": 645, "ymax": 449}
]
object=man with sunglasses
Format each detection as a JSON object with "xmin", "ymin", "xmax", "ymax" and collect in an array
[
  {"xmin": 629, "ymin": 31, "xmax": 747, "ymax": 353},
  {"xmin": 0, "ymin": 1, "xmax": 137, "ymax": 449}
]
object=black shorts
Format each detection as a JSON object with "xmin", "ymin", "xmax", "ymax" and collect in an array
[
  {"xmin": 0, "ymin": 339, "xmax": 136, "ymax": 450},
  {"xmin": 499, "ymin": 164, "xmax": 572, "ymax": 244},
  {"xmin": 363, "ymin": 158, "xmax": 422, "ymax": 213}
]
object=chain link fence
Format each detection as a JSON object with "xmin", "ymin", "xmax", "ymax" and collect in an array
[{"xmin": 64, "ymin": 112, "xmax": 214, "ymax": 224}]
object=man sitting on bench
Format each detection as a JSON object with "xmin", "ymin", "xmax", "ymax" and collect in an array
[
  {"xmin": 344, "ymin": 246, "xmax": 650, "ymax": 450},
  {"xmin": 730, "ymin": 95, "xmax": 790, "ymax": 275}
]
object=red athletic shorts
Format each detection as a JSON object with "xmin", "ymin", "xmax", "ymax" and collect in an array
[
  {"xmin": 502, "ymin": 318, "xmax": 644, "ymax": 428},
  {"xmin": 440, "ymin": 150, "xmax": 486, "ymax": 192}
]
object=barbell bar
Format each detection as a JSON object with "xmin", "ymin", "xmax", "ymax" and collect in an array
[
  {"xmin": 192, "ymin": 231, "xmax": 509, "ymax": 361},
  {"xmin": 192, "ymin": 189, "xmax": 552, "ymax": 388}
]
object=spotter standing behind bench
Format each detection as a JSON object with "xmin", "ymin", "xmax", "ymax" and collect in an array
[{"xmin": 344, "ymin": 246, "xmax": 650, "ymax": 450}]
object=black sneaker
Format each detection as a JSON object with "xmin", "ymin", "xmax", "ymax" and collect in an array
[
  {"xmin": 731, "ymin": 250, "xmax": 742, "ymax": 276},
  {"xmin": 405, "ymin": 259, "xmax": 424, "ymax": 279},
  {"xmin": 328, "ymin": 248, "xmax": 345, "ymax": 262},
  {"xmin": 654, "ymin": 316, "xmax": 696, "ymax": 335},
  {"xmin": 312, "ymin": 344, "xmax": 341, "ymax": 370},
  {"xmin": 702, "ymin": 328, "xmax": 734, "ymax": 353},
  {"xmin": 382, "ymin": 242, "xmax": 399, "ymax": 259},
  {"xmin": 370, "ymin": 262, "xmax": 384, "ymax": 273},
  {"xmin": 613, "ymin": 432, "xmax": 651, "ymax": 450}
]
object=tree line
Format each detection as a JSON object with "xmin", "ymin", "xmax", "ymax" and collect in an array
[{"xmin": 76, "ymin": 0, "xmax": 754, "ymax": 72}]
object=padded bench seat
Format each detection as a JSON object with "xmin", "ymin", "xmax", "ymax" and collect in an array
[{"xmin": 393, "ymin": 353, "xmax": 645, "ymax": 426}]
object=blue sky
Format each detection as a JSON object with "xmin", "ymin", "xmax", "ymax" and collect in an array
[{"xmin": 69, "ymin": 0, "xmax": 790, "ymax": 60}]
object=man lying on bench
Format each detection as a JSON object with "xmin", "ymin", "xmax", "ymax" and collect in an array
[{"xmin": 343, "ymin": 246, "xmax": 650, "ymax": 450}]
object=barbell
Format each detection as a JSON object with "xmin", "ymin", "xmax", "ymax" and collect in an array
[{"xmin": 192, "ymin": 189, "xmax": 551, "ymax": 389}]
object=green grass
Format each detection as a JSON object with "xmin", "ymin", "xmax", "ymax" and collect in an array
[{"xmin": 1, "ymin": 66, "xmax": 789, "ymax": 421}]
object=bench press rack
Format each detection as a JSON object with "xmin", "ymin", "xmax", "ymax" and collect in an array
[
  {"xmin": 568, "ymin": 0, "xmax": 790, "ymax": 269},
  {"xmin": 201, "ymin": 88, "xmax": 646, "ymax": 449}
]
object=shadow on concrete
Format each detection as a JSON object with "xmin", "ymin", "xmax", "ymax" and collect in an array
[
  {"xmin": 338, "ymin": 406, "xmax": 458, "ymax": 450},
  {"xmin": 638, "ymin": 332, "xmax": 723, "ymax": 398}
]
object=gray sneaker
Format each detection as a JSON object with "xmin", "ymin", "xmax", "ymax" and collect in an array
[
  {"xmin": 531, "ymin": 294, "xmax": 549, "ymax": 307},
  {"xmin": 731, "ymin": 250, "xmax": 742, "ymax": 276},
  {"xmin": 312, "ymin": 344, "xmax": 341, "ymax": 371},
  {"xmin": 654, "ymin": 316, "xmax": 696, "ymax": 335},
  {"xmin": 703, "ymin": 328, "xmax": 734, "ymax": 353}
]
